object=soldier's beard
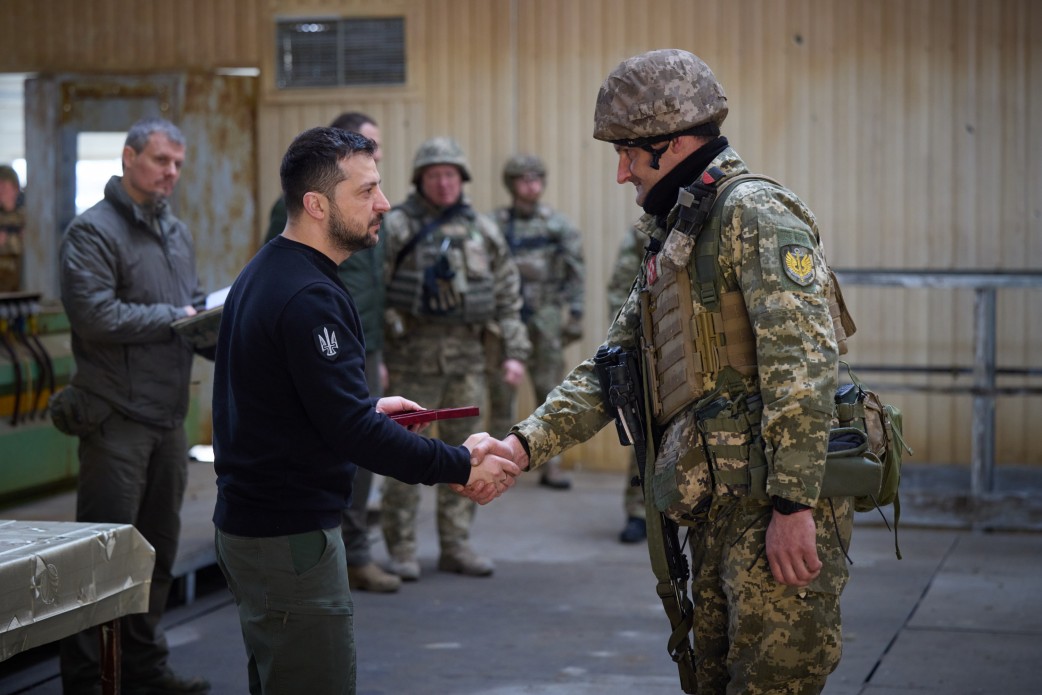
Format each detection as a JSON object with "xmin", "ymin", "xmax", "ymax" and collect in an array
[{"xmin": 328, "ymin": 200, "xmax": 379, "ymax": 253}]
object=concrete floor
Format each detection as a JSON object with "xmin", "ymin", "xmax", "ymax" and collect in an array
[{"xmin": 2, "ymin": 467, "xmax": 1041, "ymax": 694}]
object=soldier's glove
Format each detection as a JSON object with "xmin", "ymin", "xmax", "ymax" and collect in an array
[{"xmin": 422, "ymin": 254, "xmax": 460, "ymax": 315}]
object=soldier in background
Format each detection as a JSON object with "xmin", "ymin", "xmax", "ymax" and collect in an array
[
  {"xmin": 0, "ymin": 164, "xmax": 25, "ymax": 292},
  {"xmin": 606, "ymin": 222, "xmax": 648, "ymax": 542},
  {"xmin": 380, "ymin": 137, "xmax": 530, "ymax": 579},
  {"xmin": 486, "ymin": 154, "xmax": 584, "ymax": 490},
  {"xmin": 263, "ymin": 112, "xmax": 401, "ymax": 593}
]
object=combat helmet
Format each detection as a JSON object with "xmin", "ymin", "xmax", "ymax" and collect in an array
[
  {"xmin": 411, "ymin": 136, "xmax": 472, "ymax": 185},
  {"xmin": 593, "ymin": 49, "xmax": 727, "ymax": 167},
  {"xmin": 501, "ymin": 154, "xmax": 546, "ymax": 191}
]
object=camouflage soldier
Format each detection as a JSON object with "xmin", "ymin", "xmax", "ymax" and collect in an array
[
  {"xmin": 497, "ymin": 49, "xmax": 853, "ymax": 693},
  {"xmin": 0, "ymin": 165, "xmax": 24, "ymax": 292},
  {"xmin": 381, "ymin": 137, "xmax": 530, "ymax": 579},
  {"xmin": 607, "ymin": 222, "xmax": 649, "ymax": 543},
  {"xmin": 487, "ymin": 154, "xmax": 585, "ymax": 490}
]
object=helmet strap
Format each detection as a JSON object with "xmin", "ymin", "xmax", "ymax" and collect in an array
[{"xmin": 643, "ymin": 142, "xmax": 671, "ymax": 170}]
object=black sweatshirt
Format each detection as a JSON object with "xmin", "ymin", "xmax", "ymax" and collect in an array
[{"xmin": 212, "ymin": 236, "xmax": 471, "ymax": 537}]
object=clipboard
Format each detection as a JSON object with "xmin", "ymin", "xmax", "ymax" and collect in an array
[
  {"xmin": 388, "ymin": 406, "xmax": 480, "ymax": 427},
  {"xmin": 171, "ymin": 305, "xmax": 223, "ymax": 349}
]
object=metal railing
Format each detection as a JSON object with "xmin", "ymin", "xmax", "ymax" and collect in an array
[{"xmin": 834, "ymin": 269, "xmax": 1042, "ymax": 501}]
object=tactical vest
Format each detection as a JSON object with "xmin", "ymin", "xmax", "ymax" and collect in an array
[
  {"xmin": 495, "ymin": 206, "xmax": 568, "ymax": 313},
  {"xmin": 386, "ymin": 207, "xmax": 497, "ymax": 324},
  {"xmin": 640, "ymin": 175, "xmax": 855, "ymax": 428}
]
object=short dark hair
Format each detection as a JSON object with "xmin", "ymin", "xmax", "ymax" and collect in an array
[
  {"xmin": 0, "ymin": 165, "xmax": 18, "ymax": 187},
  {"xmin": 329, "ymin": 111, "xmax": 376, "ymax": 133},
  {"xmin": 281, "ymin": 127, "xmax": 377, "ymax": 217},
  {"xmin": 125, "ymin": 117, "xmax": 185, "ymax": 153}
]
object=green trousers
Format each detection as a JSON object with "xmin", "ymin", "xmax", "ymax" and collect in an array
[{"xmin": 216, "ymin": 527, "xmax": 355, "ymax": 694}]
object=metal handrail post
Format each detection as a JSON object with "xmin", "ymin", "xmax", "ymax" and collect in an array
[{"xmin": 971, "ymin": 287, "xmax": 997, "ymax": 497}]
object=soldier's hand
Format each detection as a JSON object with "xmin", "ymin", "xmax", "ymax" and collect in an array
[
  {"xmin": 454, "ymin": 433, "xmax": 521, "ymax": 504},
  {"xmin": 765, "ymin": 508, "xmax": 822, "ymax": 587},
  {"xmin": 501, "ymin": 358, "xmax": 526, "ymax": 387}
]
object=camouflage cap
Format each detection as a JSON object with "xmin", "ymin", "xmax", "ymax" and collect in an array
[
  {"xmin": 501, "ymin": 153, "xmax": 546, "ymax": 190},
  {"xmin": 412, "ymin": 136, "xmax": 472, "ymax": 184},
  {"xmin": 593, "ymin": 49, "xmax": 728, "ymax": 144}
]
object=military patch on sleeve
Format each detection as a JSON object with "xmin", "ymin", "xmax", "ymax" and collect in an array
[
  {"xmin": 314, "ymin": 324, "xmax": 341, "ymax": 360},
  {"xmin": 781, "ymin": 245, "xmax": 815, "ymax": 286}
]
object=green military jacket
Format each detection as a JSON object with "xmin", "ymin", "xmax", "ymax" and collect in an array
[{"xmin": 513, "ymin": 148, "xmax": 838, "ymax": 510}]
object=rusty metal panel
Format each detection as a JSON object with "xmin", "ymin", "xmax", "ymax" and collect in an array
[
  {"xmin": 178, "ymin": 74, "xmax": 258, "ymax": 296},
  {"xmin": 177, "ymin": 75, "xmax": 258, "ymax": 441}
]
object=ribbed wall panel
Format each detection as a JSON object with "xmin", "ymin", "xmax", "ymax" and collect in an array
[{"xmin": 3, "ymin": 0, "xmax": 1039, "ymax": 467}]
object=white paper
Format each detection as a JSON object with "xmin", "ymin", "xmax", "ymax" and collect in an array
[{"xmin": 205, "ymin": 286, "xmax": 231, "ymax": 310}]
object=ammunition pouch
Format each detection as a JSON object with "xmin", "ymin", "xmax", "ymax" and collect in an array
[{"xmin": 48, "ymin": 384, "xmax": 113, "ymax": 437}]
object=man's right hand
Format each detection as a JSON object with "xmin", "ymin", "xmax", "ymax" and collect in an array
[{"xmin": 458, "ymin": 433, "xmax": 521, "ymax": 504}]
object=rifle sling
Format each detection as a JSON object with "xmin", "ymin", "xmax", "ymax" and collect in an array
[{"xmin": 638, "ymin": 410, "xmax": 698, "ymax": 693}]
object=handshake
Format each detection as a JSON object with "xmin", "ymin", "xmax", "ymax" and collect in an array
[
  {"xmin": 376, "ymin": 396, "xmax": 531, "ymax": 505},
  {"xmin": 453, "ymin": 432, "xmax": 530, "ymax": 505}
]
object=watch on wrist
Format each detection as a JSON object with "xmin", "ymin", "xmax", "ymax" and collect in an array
[{"xmin": 771, "ymin": 496, "xmax": 813, "ymax": 515}]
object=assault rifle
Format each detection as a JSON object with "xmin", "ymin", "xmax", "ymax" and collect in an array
[{"xmin": 594, "ymin": 345, "xmax": 698, "ymax": 694}]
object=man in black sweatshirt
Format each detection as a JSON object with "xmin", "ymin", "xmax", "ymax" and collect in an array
[{"xmin": 212, "ymin": 126, "xmax": 517, "ymax": 694}]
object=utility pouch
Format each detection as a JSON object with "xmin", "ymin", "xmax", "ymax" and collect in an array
[
  {"xmin": 697, "ymin": 394, "xmax": 762, "ymax": 499},
  {"xmin": 652, "ymin": 408, "xmax": 712, "ymax": 523},
  {"xmin": 746, "ymin": 415, "xmax": 885, "ymax": 502},
  {"xmin": 48, "ymin": 384, "xmax": 113, "ymax": 437}
]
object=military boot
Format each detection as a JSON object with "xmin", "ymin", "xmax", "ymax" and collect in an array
[
  {"xmin": 385, "ymin": 552, "xmax": 421, "ymax": 581},
  {"xmin": 618, "ymin": 516, "xmax": 647, "ymax": 544},
  {"xmin": 348, "ymin": 562, "xmax": 402, "ymax": 593},
  {"xmin": 437, "ymin": 545, "xmax": 494, "ymax": 577},
  {"xmin": 538, "ymin": 456, "xmax": 572, "ymax": 490}
]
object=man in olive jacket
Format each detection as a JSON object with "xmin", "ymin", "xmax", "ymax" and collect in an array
[{"xmin": 57, "ymin": 117, "xmax": 210, "ymax": 694}]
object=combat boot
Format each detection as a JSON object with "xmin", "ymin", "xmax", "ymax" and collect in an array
[
  {"xmin": 618, "ymin": 516, "xmax": 647, "ymax": 544},
  {"xmin": 348, "ymin": 562, "xmax": 402, "ymax": 593},
  {"xmin": 385, "ymin": 553, "xmax": 421, "ymax": 581},
  {"xmin": 437, "ymin": 545, "xmax": 494, "ymax": 577},
  {"xmin": 538, "ymin": 456, "xmax": 572, "ymax": 490}
]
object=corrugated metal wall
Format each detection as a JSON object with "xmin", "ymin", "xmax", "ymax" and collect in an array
[{"xmin": 3, "ymin": 0, "xmax": 1040, "ymax": 468}]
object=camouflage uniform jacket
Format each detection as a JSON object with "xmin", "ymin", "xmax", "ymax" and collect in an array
[
  {"xmin": 492, "ymin": 203, "xmax": 585, "ymax": 319},
  {"xmin": 383, "ymin": 192, "xmax": 530, "ymax": 376},
  {"xmin": 0, "ymin": 198, "xmax": 24, "ymax": 292},
  {"xmin": 606, "ymin": 222, "xmax": 647, "ymax": 318},
  {"xmin": 513, "ymin": 147, "xmax": 838, "ymax": 508}
]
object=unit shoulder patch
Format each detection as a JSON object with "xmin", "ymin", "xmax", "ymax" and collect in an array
[
  {"xmin": 781, "ymin": 245, "xmax": 815, "ymax": 286},
  {"xmin": 313, "ymin": 324, "xmax": 341, "ymax": 360}
]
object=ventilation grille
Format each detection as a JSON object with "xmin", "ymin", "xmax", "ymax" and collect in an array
[{"xmin": 276, "ymin": 17, "xmax": 405, "ymax": 89}]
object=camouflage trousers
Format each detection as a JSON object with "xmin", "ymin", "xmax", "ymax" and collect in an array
[
  {"xmin": 623, "ymin": 454, "xmax": 645, "ymax": 519},
  {"xmin": 486, "ymin": 322, "xmax": 565, "ymax": 439},
  {"xmin": 381, "ymin": 370, "xmax": 485, "ymax": 558},
  {"xmin": 688, "ymin": 496, "xmax": 853, "ymax": 695}
]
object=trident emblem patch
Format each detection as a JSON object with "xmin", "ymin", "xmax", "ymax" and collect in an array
[{"xmin": 314, "ymin": 325, "xmax": 340, "ymax": 360}]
